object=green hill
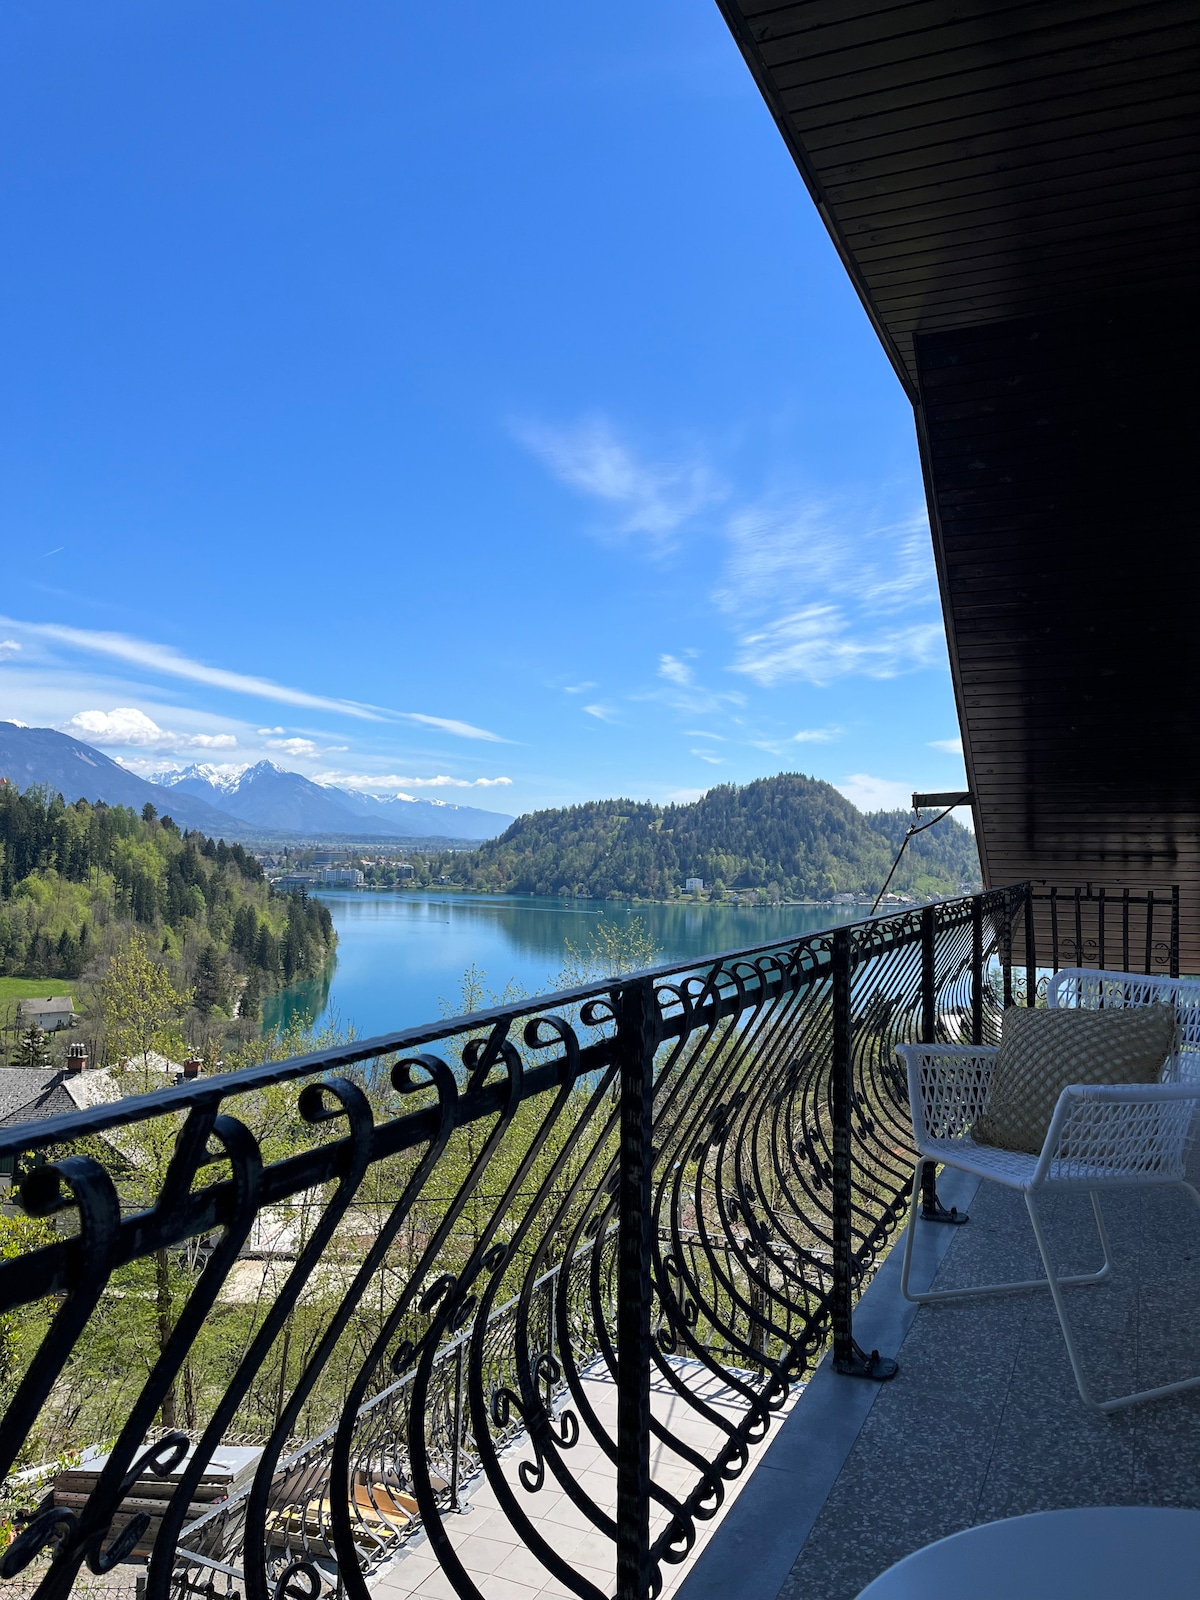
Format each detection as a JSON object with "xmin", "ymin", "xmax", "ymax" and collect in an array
[
  {"xmin": 427, "ymin": 773, "xmax": 980, "ymax": 902},
  {"xmin": 0, "ymin": 784, "xmax": 335, "ymax": 1012}
]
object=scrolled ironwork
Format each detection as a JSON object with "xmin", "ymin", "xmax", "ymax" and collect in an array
[{"xmin": 0, "ymin": 888, "xmax": 1055, "ymax": 1600}]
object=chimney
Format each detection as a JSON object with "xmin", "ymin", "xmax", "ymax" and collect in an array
[
  {"xmin": 65, "ymin": 1042, "xmax": 88, "ymax": 1075},
  {"xmin": 182, "ymin": 1058, "xmax": 203, "ymax": 1080}
]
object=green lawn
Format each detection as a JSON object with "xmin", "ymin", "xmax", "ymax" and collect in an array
[{"xmin": 0, "ymin": 976, "xmax": 83, "ymax": 1005}]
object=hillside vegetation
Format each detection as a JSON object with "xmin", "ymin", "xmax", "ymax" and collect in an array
[
  {"xmin": 431, "ymin": 773, "xmax": 980, "ymax": 902},
  {"xmin": 0, "ymin": 783, "xmax": 335, "ymax": 1016}
]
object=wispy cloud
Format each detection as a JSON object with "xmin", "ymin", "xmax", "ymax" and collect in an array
[
  {"xmin": 583, "ymin": 703, "xmax": 618, "ymax": 722},
  {"xmin": 929, "ymin": 736, "xmax": 964, "ymax": 755},
  {"xmin": 733, "ymin": 607, "xmax": 945, "ymax": 687},
  {"xmin": 316, "ymin": 772, "xmax": 513, "ymax": 791},
  {"xmin": 515, "ymin": 418, "xmax": 723, "ymax": 551},
  {"xmin": 62, "ymin": 707, "xmax": 237, "ymax": 752},
  {"xmin": 691, "ymin": 748, "xmax": 723, "ymax": 765},
  {"xmin": 749, "ymin": 726, "xmax": 841, "ymax": 756},
  {"xmin": 0, "ymin": 640, "xmax": 20, "ymax": 661},
  {"xmin": 4, "ymin": 618, "xmax": 506, "ymax": 740},
  {"xmin": 836, "ymin": 773, "xmax": 913, "ymax": 812},
  {"xmin": 716, "ymin": 498, "xmax": 945, "ymax": 686},
  {"xmin": 658, "ymin": 654, "xmax": 693, "ymax": 687}
]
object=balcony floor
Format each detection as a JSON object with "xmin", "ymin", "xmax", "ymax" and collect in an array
[{"xmin": 681, "ymin": 1153, "xmax": 1200, "ymax": 1600}]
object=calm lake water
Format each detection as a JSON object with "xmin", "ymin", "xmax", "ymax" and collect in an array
[{"xmin": 260, "ymin": 891, "xmax": 867, "ymax": 1041}]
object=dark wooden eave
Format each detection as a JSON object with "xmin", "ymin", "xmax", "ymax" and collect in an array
[{"xmin": 717, "ymin": 0, "xmax": 1200, "ymax": 966}]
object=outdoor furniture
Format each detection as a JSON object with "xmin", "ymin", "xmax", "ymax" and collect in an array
[
  {"xmin": 896, "ymin": 1006, "xmax": 1200, "ymax": 1413},
  {"xmin": 854, "ymin": 1506, "xmax": 1200, "ymax": 1599},
  {"xmin": 1048, "ymin": 967, "xmax": 1200, "ymax": 1074}
]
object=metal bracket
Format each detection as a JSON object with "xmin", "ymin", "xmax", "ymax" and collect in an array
[
  {"xmin": 833, "ymin": 1339, "xmax": 899, "ymax": 1382},
  {"xmin": 921, "ymin": 1191, "xmax": 970, "ymax": 1226}
]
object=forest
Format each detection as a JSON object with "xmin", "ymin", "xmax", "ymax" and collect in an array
[
  {"xmin": 422, "ymin": 772, "xmax": 980, "ymax": 902},
  {"xmin": 0, "ymin": 784, "xmax": 335, "ymax": 1019}
]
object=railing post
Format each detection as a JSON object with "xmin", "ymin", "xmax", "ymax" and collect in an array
[
  {"xmin": 918, "ymin": 907, "xmax": 967, "ymax": 1227},
  {"xmin": 1025, "ymin": 883, "xmax": 1037, "ymax": 1006},
  {"xmin": 1171, "ymin": 886, "xmax": 1180, "ymax": 979},
  {"xmin": 971, "ymin": 895, "xmax": 984, "ymax": 1046},
  {"xmin": 449, "ymin": 1337, "xmax": 464, "ymax": 1511},
  {"xmin": 831, "ymin": 928, "xmax": 898, "ymax": 1382},
  {"xmin": 614, "ymin": 976, "xmax": 656, "ymax": 1600}
]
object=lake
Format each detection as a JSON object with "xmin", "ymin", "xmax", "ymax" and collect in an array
[{"xmin": 260, "ymin": 891, "xmax": 868, "ymax": 1041}]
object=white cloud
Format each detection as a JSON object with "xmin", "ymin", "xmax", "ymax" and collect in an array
[
  {"xmin": 266, "ymin": 736, "xmax": 320, "ymax": 759},
  {"xmin": 658, "ymin": 654, "xmax": 693, "ymax": 687},
  {"xmin": 258, "ymin": 726, "xmax": 285, "ymax": 735},
  {"xmin": 62, "ymin": 707, "xmax": 238, "ymax": 752},
  {"xmin": 732, "ymin": 606, "xmax": 945, "ymax": 687},
  {"xmin": 691, "ymin": 749, "xmax": 723, "ymax": 765},
  {"xmin": 716, "ymin": 499, "xmax": 945, "ymax": 685},
  {"xmin": 791, "ymin": 727, "xmax": 839, "ymax": 744},
  {"xmin": 929, "ymin": 736, "xmax": 964, "ymax": 755},
  {"xmin": 516, "ymin": 418, "xmax": 723, "ymax": 550},
  {"xmin": 3, "ymin": 618, "xmax": 505, "ymax": 740},
  {"xmin": 836, "ymin": 773, "xmax": 913, "ymax": 812},
  {"xmin": 685, "ymin": 730, "xmax": 725, "ymax": 740},
  {"xmin": 583, "ymin": 704, "xmax": 617, "ymax": 722},
  {"xmin": 562, "ymin": 682, "xmax": 595, "ymax": 695},
  {"xmin": 316, "ymin": 771, "xmax": 513, "ymax": 791},
  {"xmin": 0, "ymin": 640, "xmax": 20, "ymax": 661}
]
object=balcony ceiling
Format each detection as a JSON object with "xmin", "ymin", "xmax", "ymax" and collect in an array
[{"xmin": 717, "ymin": 0, "xmax": 1200, "ymax": 966}]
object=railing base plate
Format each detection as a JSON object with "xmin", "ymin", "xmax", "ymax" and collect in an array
[
  {"xmin": 833, "ymin": 1340, "xmax": 899, "ymax": 1382},
  {"xmin": 922, "ymin": 1194, "xmax": 970, "ymax": 1226}
]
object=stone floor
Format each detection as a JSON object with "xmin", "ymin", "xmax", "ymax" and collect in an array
[
  {"xmin": 777, "ymin": 1177, "xmax": 1200, "ymax": 1600},
  {"xmin": 371, "ymin": 1359, "xmax": 799, "ymax": 1600}
]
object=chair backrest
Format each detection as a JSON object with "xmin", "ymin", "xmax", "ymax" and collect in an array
[{"xmin": 1047, "ymin": 968, "xmax": 1200, "ymax": 1083}]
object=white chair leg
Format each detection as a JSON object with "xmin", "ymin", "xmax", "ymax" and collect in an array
[
  {"xmin": 899, "ymin": 1160, "xmax": 924, "ymax": 1303},
  {"xmin": 903, "ymin": 1175, "xmax": 1111, "ymax": 1305},
  {"xmin": 1027, "ymin": 1189, "xmax": 1200, "ymax": 1414}
]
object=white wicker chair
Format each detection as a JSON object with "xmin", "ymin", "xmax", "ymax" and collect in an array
[
  {"xmin": 896, "ymin": 1009, "xmax": 1200, "ymax": 1413},
  {"xmin": 1048, "ymin": 968, "xmax": 1200, "ymax": 1077}
]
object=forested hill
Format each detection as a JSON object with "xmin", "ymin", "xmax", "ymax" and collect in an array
[
  {"xmin": 0, "ymin": 784, "xmax": 335, "ymax": 1014},
  {"xmin": 433, "ymin": 773, "xmax": 980, "ymax": 902}
]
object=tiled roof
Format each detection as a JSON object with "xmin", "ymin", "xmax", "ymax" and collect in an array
[{"xmin": 0, "ymin": 1068, "xmax": 76, "ymax": 1128}]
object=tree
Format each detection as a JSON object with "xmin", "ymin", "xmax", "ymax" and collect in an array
[
  {"xmin": 11, "ymin": 1023, "xmax": 51, "ymax": 1069},
  {"xmin": 100, "ymin": 933, "xmax": 190, "ymax": 1078}
]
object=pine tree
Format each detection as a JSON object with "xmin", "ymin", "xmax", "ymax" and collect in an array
[{"xmin": 12, "ymin": 1023, "xmax": 52, "ymax": 1069}]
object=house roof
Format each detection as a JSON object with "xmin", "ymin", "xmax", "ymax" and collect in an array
[
  {"xmin": 17, "ymin": 996, "xmax": 75, "ymax": 1011},
  {"xmin": 718, "ymin": 0, "xmax": 1200, "ymax": 966},
  {"xmin": 0, "ymin": 1069, "xmax": 77, "ymax": 1128}
]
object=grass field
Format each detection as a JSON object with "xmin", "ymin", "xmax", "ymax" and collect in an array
[{"xmin": 0, "ymin": 976, "xmax": 83, "ymax": 1005}]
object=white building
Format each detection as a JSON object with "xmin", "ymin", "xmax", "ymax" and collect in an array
[
  {"xmin": 16, "ymin": 996, "xmax": 75, "ymax": 1032},
  {"xmin": 685, "ymin": 877, "xmax": 705, "ymax": 893},
  {"xmin": 320, "ymin": 867, "xmax": 364, "ymax": 886}
]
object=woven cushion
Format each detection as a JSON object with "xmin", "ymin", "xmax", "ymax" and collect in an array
[{"xmin": 973, "ymin": 1004, "xmax": 1176, "ymax": 1155}]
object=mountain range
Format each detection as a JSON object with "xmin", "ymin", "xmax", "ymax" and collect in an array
[{"xmin": 0, "ymin": 724, "xmax": 513, "ymax": 842}]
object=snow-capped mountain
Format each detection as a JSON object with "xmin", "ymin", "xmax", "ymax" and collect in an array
[{"xmin": 157, "ymin": 761, "xmax": 512, "ymax": 840}]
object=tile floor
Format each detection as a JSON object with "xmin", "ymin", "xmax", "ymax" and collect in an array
[{"xmin": 371, "ymin": 1359, "xmax": 800, "ymax": 1600}]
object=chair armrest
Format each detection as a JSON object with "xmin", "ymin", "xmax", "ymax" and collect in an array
[
  {"xmin": 1035, "ymin": 1081, "xmax": 1200, "ymax": 1186},
  {"xmin": 894, "ymin": 1044, "xmax": 999, "ymax": 1148}
]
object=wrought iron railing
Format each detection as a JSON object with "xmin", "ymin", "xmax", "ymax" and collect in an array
[{"xmin": 0, "ymin": 886, "xmax": 1078, "ymax": 1600}]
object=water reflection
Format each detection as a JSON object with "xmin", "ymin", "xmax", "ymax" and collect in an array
[{"xmin": 261, "ymin": 891, "xmax": 866, "ymax": 1040}]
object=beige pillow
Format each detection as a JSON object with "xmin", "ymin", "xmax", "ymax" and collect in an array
[{"xmin": 973, "ymin": 1004, "xmax": 1176, "ymax": 1155}]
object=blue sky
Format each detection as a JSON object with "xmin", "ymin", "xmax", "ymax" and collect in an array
[{"xmin": 0, "ymin": 0, "xmax": 967, "ymax": 819}]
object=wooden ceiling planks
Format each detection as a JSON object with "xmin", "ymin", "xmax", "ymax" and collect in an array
[{"xmin": 717, "ymin": 0, "xmax": 1200, "ymax": 966}]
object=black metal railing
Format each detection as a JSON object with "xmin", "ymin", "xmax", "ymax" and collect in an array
[
  {"xmin": 0, "ymin": 884, "xmax": 1129, "ymax": 1600},
  {"xmin": 1020, "ymin": 883, "xmax": 1180, "ymax": 986}
]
